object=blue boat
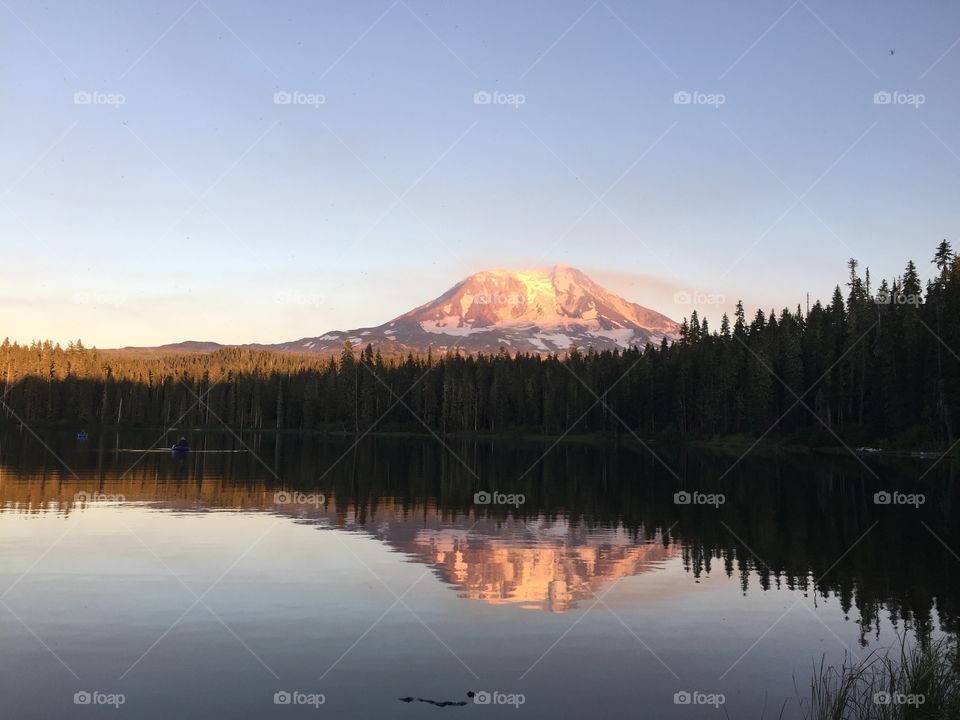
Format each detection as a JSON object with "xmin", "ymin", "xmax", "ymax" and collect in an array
[{"xmin": 171, "ymin": 436, "xmax": 189, "ymax": 452}]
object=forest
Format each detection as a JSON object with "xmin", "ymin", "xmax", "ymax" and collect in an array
[{"xmin": 2, "ymin": 242, "xmax": 959, "ymax": 448}]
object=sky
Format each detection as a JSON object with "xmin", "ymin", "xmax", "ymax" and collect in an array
[{"xmin": 1, "ymin": 0, "xmax": 959, "ymax": 347}]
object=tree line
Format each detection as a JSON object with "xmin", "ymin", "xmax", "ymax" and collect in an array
[{"xmin": 2, "ymin": 242, "xmax": 958, "ymax": 446}]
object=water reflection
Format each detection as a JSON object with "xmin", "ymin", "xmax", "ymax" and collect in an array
[
  {"xmin": 404, "ymin": 523, "xmax": 675, "ymax": 612},
  {"xmin": 1, "ymin": 430, "xmax": 958, "ymax": 635},
  {"xmin": 0, "ymin": 465, "xmax": 677, "ymax": 613}
]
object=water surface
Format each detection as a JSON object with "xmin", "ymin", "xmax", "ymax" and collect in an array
[{"xmin": 1, "ymin": 431, "xmax": 957, "ymax": 718}]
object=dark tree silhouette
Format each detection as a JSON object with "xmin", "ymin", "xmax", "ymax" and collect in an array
[{"xmin": 2, "ymin": 244, "xmax": 958, "ymax": 446}]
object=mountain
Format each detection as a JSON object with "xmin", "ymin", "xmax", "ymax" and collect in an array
[
  {"xmin": 274, "ymin": 265, "xmax": 680, "ymax": 355},
  {"xmin": 116, "ymin": 265, "xmax": 680, "ymax": 356}
]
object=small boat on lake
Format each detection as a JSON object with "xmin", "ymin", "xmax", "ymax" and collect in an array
[{"xmin": 171, "ymin": 436, "xmax": 189, "ymax": 453}]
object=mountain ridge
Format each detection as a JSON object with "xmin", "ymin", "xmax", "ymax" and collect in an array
[{"xmin": 118, "ymin": 265, "xmax": 680, "ymax": 355}]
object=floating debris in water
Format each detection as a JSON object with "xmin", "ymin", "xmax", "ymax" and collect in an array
[{"xmin": 398, "ymin": 695, "xmax": 469, "ymax": 707}]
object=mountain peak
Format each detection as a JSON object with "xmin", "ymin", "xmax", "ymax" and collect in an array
[
  {"xmin": 280, "ymin": 265, "xmax": 680, "ymax": 355},
  {"xmin": 123, "ymin": 266, "xmax": 681, "ymax": 356}
]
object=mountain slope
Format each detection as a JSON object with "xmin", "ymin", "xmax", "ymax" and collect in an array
[{"xmin": 273, "ymin": 265, "xmax": 680, "ymax": 355}]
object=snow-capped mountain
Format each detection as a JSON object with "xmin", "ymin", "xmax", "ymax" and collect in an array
[{"xmin": 275, "ymin": 265, "xmax": 680, "ymax": 355}]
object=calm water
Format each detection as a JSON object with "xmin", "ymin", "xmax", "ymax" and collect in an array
[{"xmin": 1, "ymin": 430, "xmax": 957, "ymax": 718}]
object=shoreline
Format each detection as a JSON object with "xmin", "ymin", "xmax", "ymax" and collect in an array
[{"xmin": 2, "ymin": 423, "xmax": 956, "ymax": 460}]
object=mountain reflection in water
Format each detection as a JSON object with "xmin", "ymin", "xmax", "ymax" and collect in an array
[{"xmin": 1, "ymin": 430, "xmax": 958, "ymax": 636}]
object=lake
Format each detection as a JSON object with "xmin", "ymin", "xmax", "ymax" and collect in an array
[{"xmin": 1, "ymin": 430, "xmax": 957, "ymax": 718}]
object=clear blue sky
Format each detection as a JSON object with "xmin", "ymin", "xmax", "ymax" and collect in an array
[{"xmin": 2, "ymin": 0, "xmax": 958, "ymax": 346}]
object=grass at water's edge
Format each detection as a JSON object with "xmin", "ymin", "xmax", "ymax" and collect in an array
[
  {"xmin": 726, "ymin": 636, "xmax": 960, "ymax": 720},
  {"xmin": 794, "ymin": 636, "xmax": 960, "ymax": 720}
]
